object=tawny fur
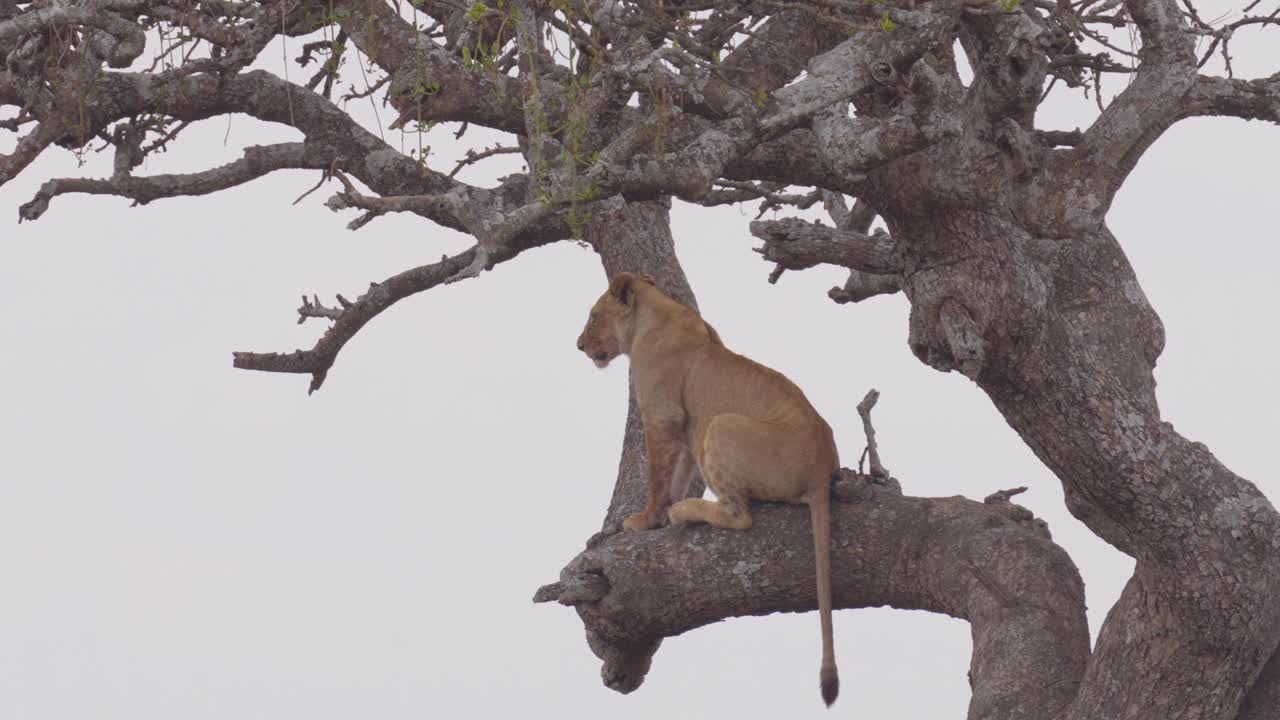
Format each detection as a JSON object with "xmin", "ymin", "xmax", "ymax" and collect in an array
[{"xmin": 576, "ymin": 272, "xmax": 840, "ymax": 707}]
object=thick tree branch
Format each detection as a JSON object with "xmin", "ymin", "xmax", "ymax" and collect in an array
[
  {"xmin": 1074, "ymin": 61, "xmax": 1197, "ymax": 204},
  {"xmin": 2, "ymin": 65, "xmax": 573, "ymax": 375},
  {"xmin": 1073, "ymin": 64, "xmax": 1278, "ymax": 215},
  {"xmin": 1124, "ymin": 0, "xmax": 1196, "ymax": 64},
  {"xmin": 323, "ymin": 168, "xmax": 561, "ymax": 282},
  {"xmin": 0, "ymin": 2, "xmax": 146, "ymax": 68},
  {"xmin": 8, "ymin": 69, "xmax": 570, "ymax": 248},
  {"xmin": 749, "ymin": 217, "xmax": 903, "ymax": 279},
  {"xmin": 821, "ymin": 194, "xmax": 901, "ymax": 303},
  {"xmin": 1240, "ymin": 646, "xmax": 1280, "ymax": 720},
  {"xmin": 955, "ymin": 9, "xmax": 1053, "ymax": 127},
  {"xmin": 1073, "ymin": 0, "xmax": 1199, "ymax": 200},
  {"xmin": 18, "ymin": 142, "xmax": 328, "ymax": 221},
  {"xmin": 582, "ymin": 10, "xmax": 959, "ymax": 203},
  {"xmin": 334, "ymin": 0, "xmax": 526, "ymax": 131},
  {"xmin": 0, "ymin": 120, "xmax": 60, "ymax": 186},
  {"xmin": 688, "ymin": 9, "xmax": 847, "ymax": 118},
  {"xmin": 539, "ymin": 471, "xmax": 1089, "ymax": 719},
  {"xmin": 1185, "ymin": 72, "xmax": 1280, "ymax": 123}
]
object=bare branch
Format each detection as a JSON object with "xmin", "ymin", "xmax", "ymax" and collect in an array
[
  {"xmin": 233, "ymin": 248, "xmax": 478, "ymax": 393},
  {"xmin": 297, "ymin": 294, "xmax": 345, "ymax": 323},
  {"xmin": 448, "ymin": 144, "xmax": 519, "ymax": 178},
  {"xmin": 18, "ymin": 143, "xmax": 327, "ymax": 221},
  {"xmin": 856, "ymin": 389, "xmax": 889, "ymax": 480},
  {"xmin": 323, "ymin": 169, "xmax": 463, "ymax": 229},
  {"xmin": 233, "ymin": 223, "xmax": 557, "ymax": 392}
]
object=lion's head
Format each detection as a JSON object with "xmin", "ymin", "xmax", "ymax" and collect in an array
[{"xmin": 577, "ymin": 273, "xmax": 644, "ymax": 368}]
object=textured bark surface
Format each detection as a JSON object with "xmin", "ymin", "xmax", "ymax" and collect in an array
[{"xmin": 3, "ymin": 0, "xmax": 1278, "ymax": 718}]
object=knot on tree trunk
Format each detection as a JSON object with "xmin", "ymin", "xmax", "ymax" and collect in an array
[
  {"xmin": 585, "ymin": 630, "xmax": 661, "ymax": 695},
  {"xmin": 897, "ymin": 215, "xmax": 1054, "ymax": 383},
  {"xmin": 533, "ymin": 571, "xmax": 610, "ymax": 606},
  {"xmin": 908, "ymin": 294, "xmax": 992, "ymax": 380}
]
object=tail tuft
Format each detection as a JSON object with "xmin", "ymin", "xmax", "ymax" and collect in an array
[{"xmin": 821, "ymin": 666, "xmax": 839, "ymax": 707}]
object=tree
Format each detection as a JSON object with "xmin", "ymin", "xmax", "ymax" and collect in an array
[{"xmin": 2, "ymin": 1, "xmax": 1278, "ymax": 718}]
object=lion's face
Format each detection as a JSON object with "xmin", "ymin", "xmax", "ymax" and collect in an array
[
  {"xmin": 577, "ymin": 274, "xmax": 638, "ymax": 368},
  {"xmin": 577, "ymin": 295, "xmax": 627, "ymax": 368}
]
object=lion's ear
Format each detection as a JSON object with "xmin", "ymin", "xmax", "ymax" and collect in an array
[{"xmin": 609, "ymin": 272, "xmax": 636, "ymax": 306}]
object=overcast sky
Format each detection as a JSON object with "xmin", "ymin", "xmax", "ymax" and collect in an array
[{"xmin": 1, "ymin": 12, "xmax": 1276, "ymax": 720}]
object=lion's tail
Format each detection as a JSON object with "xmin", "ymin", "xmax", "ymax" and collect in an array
[{"xmin": 813, "ymin": 471, "xmax": 839, "ymax": 707}]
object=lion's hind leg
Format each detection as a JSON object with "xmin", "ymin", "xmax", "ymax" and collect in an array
[{"xmin": 668, "ymin": 496, "xmax": 752, "ymax": 530}]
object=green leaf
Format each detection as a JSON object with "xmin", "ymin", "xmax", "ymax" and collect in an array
[{"xmin": 879, "ymin": 12, "xmax": 897, "ymax": 32}]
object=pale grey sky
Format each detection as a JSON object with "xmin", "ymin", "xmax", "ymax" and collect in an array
[{"xmin": 1, "ymin": 14, "xmax": 1276, "ymax": 720}]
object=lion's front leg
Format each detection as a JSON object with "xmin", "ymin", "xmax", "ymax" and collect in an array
[{"xmin": 622, "ymin": 417, "xmax": 684, "ymax": 531}]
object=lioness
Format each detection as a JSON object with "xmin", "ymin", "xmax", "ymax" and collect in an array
[{"xmin": 576, "ymin": 272, "xmax": 840, "ymax": 707}]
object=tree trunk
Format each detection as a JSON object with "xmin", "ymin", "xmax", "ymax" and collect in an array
[{"xmin": 873, "ymin": 185, "xmax": 1280, "ymax": 719}]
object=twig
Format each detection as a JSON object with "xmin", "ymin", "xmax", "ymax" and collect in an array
[
  {"xmin": 293, "ymin": 160, "xmax": 339, "ymax": 205},
  {"xmin": 856, "ymin": 388, "xmax": 889, "ymax": 480},
  {"xmin": 448, "ymin": 143, "xmax": 519, "ymax": 178},
  {"xmin": 984, "ymin": 487, "xmax": 1029, "ymax": 504},
  {"xmin": 297, "ymin": 293, "xmax": 345, "ymax": 323},
  {"xmin": 139, "ymin": 119, "xmax": 190, "ymax": 155},
  {"xmin": 341, "ymin": 74, "xmax": 389, "ymax": 103}
]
